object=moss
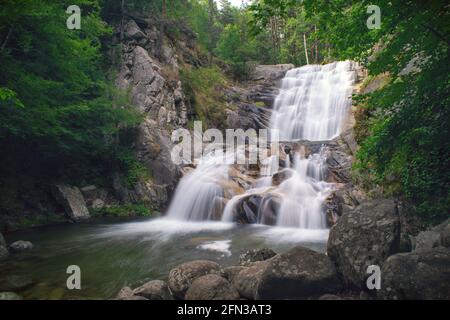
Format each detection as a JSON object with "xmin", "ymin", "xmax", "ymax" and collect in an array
[
  {"xmin": 180, "ymin": 65, "xmax": 229, "ymax": 129},
  {"xmin": 91, "ymin": 204, "xmax": 154, "ymax": 218}
]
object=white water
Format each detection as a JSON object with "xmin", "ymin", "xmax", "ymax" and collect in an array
[
  {"xmin": 270, "ymin": 61, "xmax": 355, "ymax": 141},
  {"xmin": 166, "ymin": 61, "xmax": 356, "ymax": 239}
]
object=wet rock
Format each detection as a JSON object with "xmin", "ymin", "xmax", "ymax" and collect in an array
[
  {"xmin": 52, "ymin": 185, "xmax": 90, "ymax": 221},
  {"xmin": 185, "ymin": 274, "xmax": 239, "ymax": 300},
  {"xmin": 379, "ymin": 247, "xmax": 450, "ymax": 300},
  {"xmin": 210, "ymin": 197, "xmax": 227, "ymax": 221},
  {"xmin": 9, "ymin": 240, "xmax": 33, "ymax": 252},
  {"xmin": 0, "ymin": 292, "xmax": 23, "ymax": 300},
  {"xmin": 324, "ymin": 188, "xmax": 359, "ymax": 227},
  {"xmin": 168, "ymin": 260, "xmax": 221, "ymax": 299},
  {"xmin": 233, "ymin": 261, "xmax": 269, "ymax": 299},
  {"xmin": 229, "ymin": 193, "xmax": 281, "ymax": 225},
  {"xmin": 238, "ymin": 248, "xmax": 276, "ymax": 266},
  {"xmin": 0, "ymin": 232, "xmax": 8, "ymax": 260},
  {"xmin": 326, "ymin": 149, "xmax": 352, "ymax": 183},
  {"xmin": 133, "ymin": 280, "xmax": 172, "ymax": 300},
  {"xmin": 327, "ymin": 198, "xmax": 400, "ymax": 288},
  {"xmin": 256, "ymin": 246, "xmax": 342, "ymax": 299},
  {"xmin": 0, "ymin": 275, "xmax": 34, "ymax": 291},
  {"xmin": 271, "ymin": 169, "xmax": 293, "ymax": 186}
]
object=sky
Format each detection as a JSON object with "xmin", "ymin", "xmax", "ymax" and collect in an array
[{"xmin": 216, "ymin": 0, "xmax": 249, "ymax": 9}]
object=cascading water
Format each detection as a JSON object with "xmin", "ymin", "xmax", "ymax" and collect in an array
[
  {"xmin": 271, "ymin": 61, "xmax": 355, "ymax": 141},
  {"xmin": 167, "ymin": 61, "xmax": 356, "ymax": 235}
]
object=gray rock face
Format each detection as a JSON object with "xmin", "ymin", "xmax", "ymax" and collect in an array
[
  {"xmin": 238, "ymin": 248, "xmax": 276, "ymax": 266},
  {"xmin": 0, "ymin": 292, "xmax": 23, "ymax": 300},
  {"xmin": 441, "ymin": 223, "xmax": 450, "ymax": 248},
  {"xmin": 53, "ymin": 185, "xmax": 90, "ymax": 221},
  {"xmin": 414, "ymin": 230, "xmax": 441, "ymax": 251},
  {"xmin": 327, "ymin": 198, "xmax": 400, "ymax": 288},
  {"xmin": 256, "ymin": 246, "xmax": 342, "ymax": 299},
  {"xmin": 133, "ymin": 280, "xmax": 172, "ymax": 300},
  {"xmin": 124, "ymin": 20, "xmax": 146, "ymax": 40},
  {"xmin": 168, "ymin": 260, "xmax": 221, "ymax": 299},
  {"xmin": 185, "ymin": 274, "xmax": 240, "ymax": 300},
  {"xmin": 0, "ymin": 232, "xmax": 8, "ymax": 260},
  {"xmin": 233, "ymin": 261, "xmax": 269, "ymax": 299},
  {"xmin": 250, "ymin": 64, "xmax": 295, "ymax": 82},
  {"xmin": 115, "ymin": 22, "xmax": 189, "ymax": 208},
  {"xmin": 379, "ymin": 247, "xmax": 450, "ymax": 300},
  {"xmin": 9, "ymin": 240, "xmax": 33, "ymax": 252}
]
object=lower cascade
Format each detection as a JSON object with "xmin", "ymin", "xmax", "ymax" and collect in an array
[{"xmin": 166, "ymin": 61, "xmax": 356, "ymax": 232}]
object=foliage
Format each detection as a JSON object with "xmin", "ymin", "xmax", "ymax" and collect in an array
[
  {"xmin": 180, "ymin": 65, "xmax": 228, "ymax": 129},
  {"xmin": 302, "ymin": 0, "xmax": 450, "ymax": 223},
  {"xmin": 0, "ymin": 0, "xmax": 143, "ymax": 216},
  {"xmin": 92, "ymin": 203, "xmax": 154, "ymax": 218}
]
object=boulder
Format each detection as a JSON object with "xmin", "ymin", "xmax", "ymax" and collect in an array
[
  {"xmin": 228, "ymin": 193, "xmax": 281, "ymax": 225},
  {"xmin": 116, "ymin": 286, "xmax": 133, "ymax": 299},
  {"xmin": 327, "ymin": 199, "xmax": 400, "ymax": 288},
  {"xmin": 238, "ymin": 248, "xmax": 276, "ymax": 266},
  {"xmin": 0, "ymin": 292, "xmax": 23, "ymax": 300},
  {"xmin": 256, "ymin": 246, "xmax": 342, "ymax": 299},
  {"xmin": 9, "ymin": 240, "xmax": 33, "ymax": 252},
  {"xmin": 124, "ymin": 20, "xmax": 146, "ymax": 40},
  {"xmin": 379, "ymin": 247, "xmax": 450, "ymax": 300},
  {"xmin": 168, "ymin": 260, "xmax": 221, "ymax": 299},
  {"xmin": 185, "ymin": 274, "xmax": 240, "ymax": 300},
  {"xmin": 221, "ymin": 266, "xmax": 246, "ymax": 284},
  {"xmin": 53, "ymin": 185, "xmax": 90, "ymax": 221},
  {"xmin": 233, "ymin": 261, "xmax": 269, "ymax": 299},
  {"xmin": 121, "ymin": 295, "xmax": 149, "ymax": 300},
  {"xmin": 0, "ymin": 232, "xmax": 8, "ymax": 260},
  {"xmin": 133, "ymin": 280, "xmax": 172, "ymax": 300},
  {"xmin": 271, "ymin": 169, "xmax": 293, "ymax": 186}
]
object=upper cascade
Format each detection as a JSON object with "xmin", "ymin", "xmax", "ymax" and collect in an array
[{"xmin": 270, "ymin": 61, "xmax": 356, "ymax": 141}]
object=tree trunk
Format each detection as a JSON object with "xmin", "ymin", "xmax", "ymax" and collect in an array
[
  {"xmin": 157, "ymin": 0, "xmax": 167, "ymax": 60},
  {"xmin": 303, "ymin": 33, "xmax": 309, "ymax": 65},
  {"xmin": 120, "ymin": 0, "xmax": 125, "ymax": 41}
]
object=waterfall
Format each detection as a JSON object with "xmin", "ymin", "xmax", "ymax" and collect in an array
[
  {"xmin": 167, "ymin": 61, "xmax": 355, "ymax": 231},
  {"xmin": 270, "ymin": 61, "xmax": 355, "ymax": 141}
]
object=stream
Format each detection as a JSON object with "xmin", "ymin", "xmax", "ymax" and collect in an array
[{"xmin": 0, "ymin": 218, "xmax": 327, "ymax": 299}]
